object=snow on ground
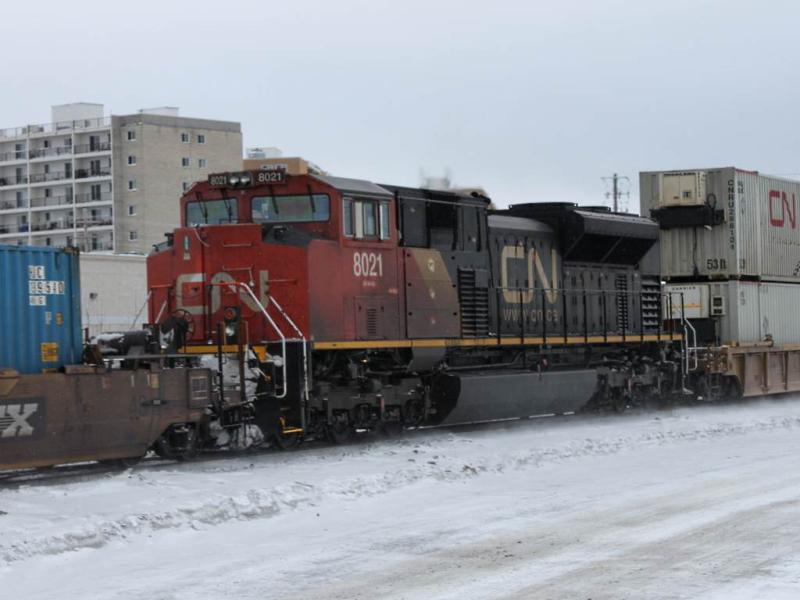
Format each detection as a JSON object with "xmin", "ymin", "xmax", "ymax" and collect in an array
[{"xmin": 3, "ymin": 400, "xmax": 800, "ymax": 599}]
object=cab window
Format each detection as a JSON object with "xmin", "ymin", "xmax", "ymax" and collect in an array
[
  {"xmin": 185, "ymin": 198, "xmax": 238, "ymax": 226},
  {"xmin": 343, "ymin": 198, "xmax": 355, "ymax": 237},
  {"xmin": 363, "ymin": 202, "xmax": 377, "ymax": 236},
  {"xmin": 343, "ymin": 198, "xmax": 391, "ymax": 240},
  {"xmin": 252, "ymin": 194, "xmax": 330, "ymax": 223},
  {"xmin": 379, "ymin": 202, "xmax": 391, "ymax": 239}
]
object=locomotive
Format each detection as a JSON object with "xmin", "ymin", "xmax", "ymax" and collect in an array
[{"xmin": 146, "ymin": 169, "xmax": 687, "ymax": 445}]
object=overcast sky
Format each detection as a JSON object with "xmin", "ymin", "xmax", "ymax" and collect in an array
[{"xmin": 4, "ymin": 0, "xmax": 799, "ymax": 210}]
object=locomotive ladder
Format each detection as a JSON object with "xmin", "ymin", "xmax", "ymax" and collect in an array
[
  {"xmin": 668, "ymin": 291, "xmax": 699, "ymax": 384},
  {"xmin": 238, "ymin": 283, "xmax": 309, "ymax": 430}
]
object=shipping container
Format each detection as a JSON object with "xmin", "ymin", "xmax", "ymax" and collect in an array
[
  {"xmin": 0, "ymin": 245, "xmax": 82, "ymax": 373},
  {"xmin": 640, "ymin": 167, "xmax": 800, "ymax": 282},
  {"xmin": 665, "ymin": 280, "xmax": 800, "ymax": 345}
]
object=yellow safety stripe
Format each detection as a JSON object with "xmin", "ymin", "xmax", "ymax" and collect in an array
[
  {"xmin": 312, "ymin": 333, "xmax": 677, "ymax": 351},
  {"xmin": 181, "ymin": 345, "xmax": 269, "ymax": 361}
]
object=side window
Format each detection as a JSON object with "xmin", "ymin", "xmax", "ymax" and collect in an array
[
  {"xmin": 379, "ymin": 201, "xmax": 391, "ymax": 239},
  {"xmin": 343, "ymin": 198, "xmax": 354, "ymax": 237},
  {"xmin": 347, "ymin": 197, "xmax": 390, "ymax": 240},
  {"xmin": 363, "ymin": 202, "xmax": 377, "ymax": 237}
]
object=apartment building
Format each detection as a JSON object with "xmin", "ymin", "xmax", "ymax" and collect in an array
[{"xmin": 0, "ymin": 103, "xmax": 242, "ymax": 253}]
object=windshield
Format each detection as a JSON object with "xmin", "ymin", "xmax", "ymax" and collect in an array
[
  {"xmin": 252, "ymin": 194, "xmax": 330, "ymax": 223},
  {"xmin": 185, "ymin": 198, "xmax": 238, "ymax": 226}
]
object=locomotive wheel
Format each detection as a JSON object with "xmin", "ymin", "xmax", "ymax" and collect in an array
[
  {"xmin": 328, "ymin": 412, "xmax": 354, "ymax": 444},
  {"xmin": 403, "ymin": 399, "xmax": 425, "ymax": 427},
  {"xmin": 611, "ymin": 394, "xmax": 628, "ymax": 413},
  {"xmin": 381, "ymin": 405, "xmax": 404, "ymax": 437},
  {"xmin": 381, "ymin": 420, "xmax": 404, "ymax": 437}
]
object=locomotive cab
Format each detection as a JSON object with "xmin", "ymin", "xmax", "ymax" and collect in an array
[{"xmin": 147, "ymin": 170, "xmax": 406, "ymax": 441}]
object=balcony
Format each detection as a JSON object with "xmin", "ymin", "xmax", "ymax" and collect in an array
[
  {"xmin": 0, "ymin": 176, "xmax": 28, "ymax": 187},
  {"xmin": 0, "ymin": 118, "xmax": 111, "ymax": 142},
  {"xmin": 74, "ymin": 142, "xmax": 111, "ymax": 155},
  {"xmin": 0, "ymin": 199, "xmax": 27, "ymax": 211},
  {"xmin": 31, "ymin": 221, "xmax": 73, "ymax": 232},
  {"xmin": 30, "ymin": 195, "xmax": 73, "ymax": 209},
  {"xmin": 29, "ymin": 171, "xmax": 71, "ymax": 184},
  {"xmin": 75, "ymin": 169, "xmax": 111, "ymax": 180},
  {"xmin": 29, "ymin": 146, "xmax": 73, "ymax": 160},
  {"xmin": 0, "ymin": 223, "xmax": 29, "ymax": 235},
  {"xmin": 75, "ymin": 217, "xmax": 113, "ymax": 228},
  {"xmin": 74, "ymin": 193, "xmax": 112, "ymax": 205},
  {"xmin": 29, "ymin": 117, "xmax": 111, "ymax": 137},
  {"xmin": 0, "ymin": 151, "xmax": 27, "ymax": 163}
]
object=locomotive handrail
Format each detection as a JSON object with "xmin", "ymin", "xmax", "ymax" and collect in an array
[
  {"xmin": 268, "ymin": 296, "xmax": 310, "ymax": 431},
  {"xmin": 215, "ymin": 281, "xmax": 289, "ymax": 400}
]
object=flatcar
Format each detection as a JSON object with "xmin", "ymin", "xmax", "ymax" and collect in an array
[{"xmin": 146, "ymin": 170, "xmax": 687, "ymax": 445}]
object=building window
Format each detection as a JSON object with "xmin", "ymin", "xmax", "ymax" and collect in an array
[
  {"xmin": 129, "ymin": 230, "xmax": 138, "ymax": 241},
  {"xmin": 127, "ymin": 130, "xmax": 136, "ymax": 141},
  {"xmin": 182, "ymin": 181, "xmax": 190, "ymax": 192},
  {"xmin": 197, "ymin": 134, "xmax": 205, "ymax": 144},
  {"xmin": 128, "ymin": 205, "xmax": 137, "ymax": 216},
  {"xmin": 128, "ymin": 155, "xmax": 136, "ymax": 165},
  {"xmin": 181, "ymin": 157, "xmax": 190, "ymax": 167},
  {"xmin": 198, "ymin": 158, "xmax": 207, "ymax": 168},
  {"xmin": 128, "ymin": 180, "xmax": 137, "ymax": 191},
  {"xmin": 181, "ymin": 132, "xmax": 190, "ymax": 143}
]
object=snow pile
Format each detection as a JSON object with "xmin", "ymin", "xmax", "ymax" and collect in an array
[{"xmin": 3, "ymin": 401, "xmax": 800, "ymax": 565}]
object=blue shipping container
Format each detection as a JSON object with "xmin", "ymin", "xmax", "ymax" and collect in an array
[{"xmin": 0, "ymin": 245, "xmax": 83, "ymax": 373}]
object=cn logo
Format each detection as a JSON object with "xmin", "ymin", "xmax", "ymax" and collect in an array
[
  {"xmin": 769, "ymin": 190, "xmax": 797, "ymax": 229},
  {"xmin": 0, "ymin": 403, "xmax": 39, "ymax": 438}
]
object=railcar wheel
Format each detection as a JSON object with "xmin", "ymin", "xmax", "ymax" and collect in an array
[
  {"xmin": 101, "ymin": 455, "xmax": 143, "ymax": 469},
  {"xmin": 174, "ymin": 428, "xmax": 199, "ymax": 462},
  {"xmin": 273, "ymin": 431, "xmax": 301, "ymax": 450},
  {"xmin": 155, "ymin": 425, "xmax": 199, "ymax": 461}
]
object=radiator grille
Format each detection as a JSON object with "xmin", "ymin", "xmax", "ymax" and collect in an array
[{"xmin": 458, "ymin": 269, "xmax": 489, "ymax": 337}]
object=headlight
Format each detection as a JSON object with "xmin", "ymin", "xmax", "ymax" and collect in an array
[
  {"xmin": 228, "ymin": 175, "xmax": 241, "ymax": 186},
  {"xmin": 239, "ymin": 173, "xmax": 252, "ymax": 186}
]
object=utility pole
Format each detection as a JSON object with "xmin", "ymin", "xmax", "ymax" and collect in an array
[{"xmin": 603, "ymin": 173, "xmax": 630, "ymax": 212}]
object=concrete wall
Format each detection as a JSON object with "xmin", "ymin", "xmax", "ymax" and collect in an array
[{"xmin": 79, "ymin": 253, "xmax": 147, "ymax": 337}]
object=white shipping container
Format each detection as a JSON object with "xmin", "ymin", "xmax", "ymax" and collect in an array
[
  {"xmin": 665, "ymin": 281, "xmax": 800, "ymax": 345},
  {"xmin": 640, "ymin": 167, "xmax": 800, "ymax": 282}
]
